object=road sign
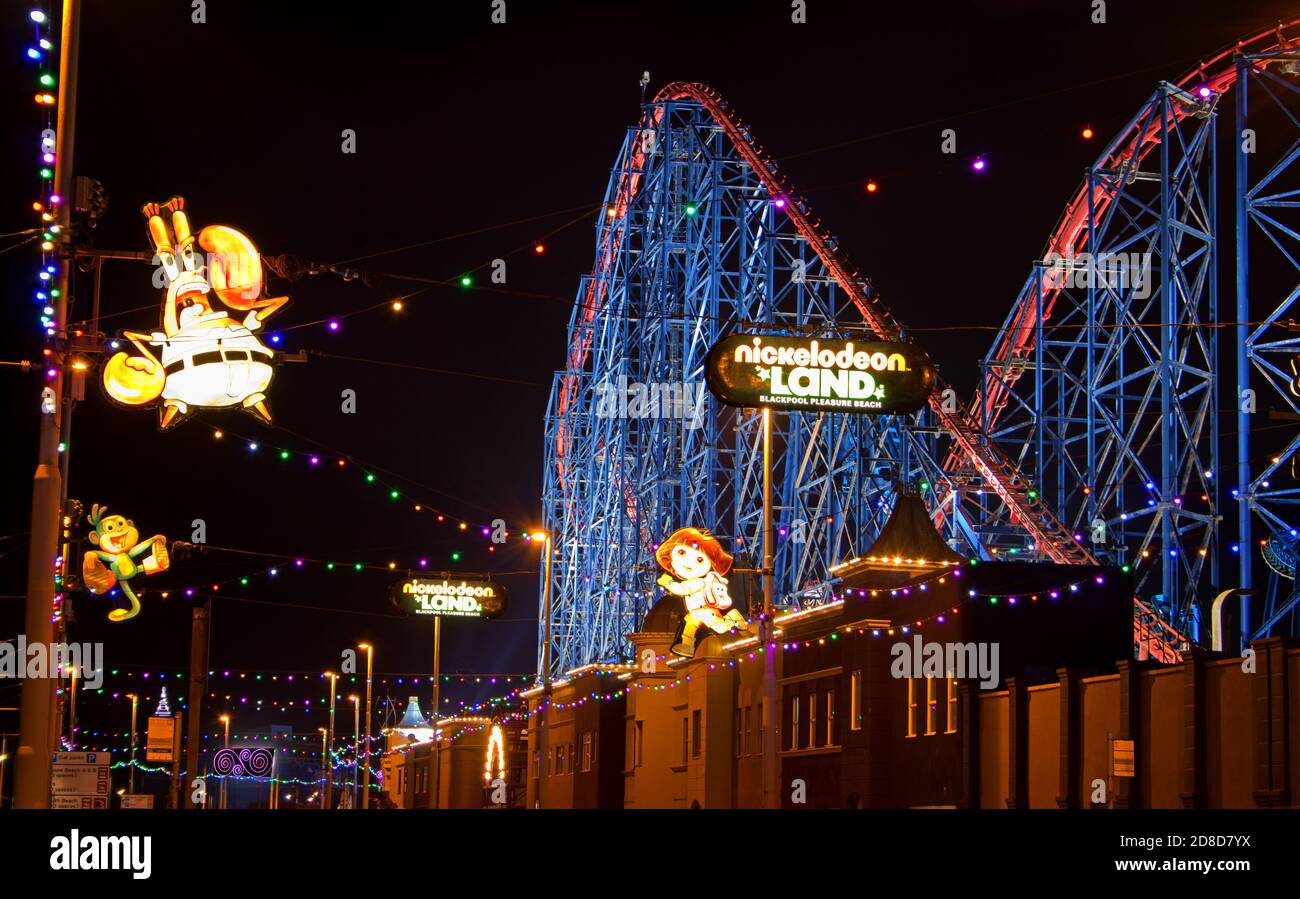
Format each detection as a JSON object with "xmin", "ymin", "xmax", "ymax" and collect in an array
[
  {"xmin": 52, "ymin": 751, "xmax": 109, "ymax": 766},
  {"xmin": 52, "ymin": 795, "xmax": 109, "ymax": 809},
  {"xmin": 51, "ymin": 763, "xmax": 111, "ymax": 797},
  {"xmin": 120, "ymin": 794, "xmax": 155, "ymax": 809},
  {"xmin": 146, "ymin": 716, "xmax": 176, "ymax": 762}
]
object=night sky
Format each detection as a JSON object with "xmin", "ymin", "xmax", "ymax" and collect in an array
[{"xmin": 2, "ymin": 0, "xmax": 1294, "ymax": 743}]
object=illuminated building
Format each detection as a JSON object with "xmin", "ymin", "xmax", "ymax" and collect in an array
[{"xmin": 524, "ymin": 495, "xmax": 1300, "ymax": 807}]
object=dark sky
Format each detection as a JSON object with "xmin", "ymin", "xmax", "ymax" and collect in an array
[{"xmin": 2, "ymin": 0, "xmax": 1296, "ymax": 741}]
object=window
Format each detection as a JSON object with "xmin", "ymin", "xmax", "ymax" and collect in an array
[
  {"xmin": 945, "ymin": 677, "xmax": 958, "ymax": 734},
  {"xmin": 635, "ymin": 720, "xmax": 644, "ymax": 768},
  {"xmin": 567, "ymin": 743, "xmax": 574, "ymax": 773},
  {"xmin": 743, "ymin": 705, "xmax": 752, "ymax": 756},
  {"xmin": 826, "ymin": 689, "xmax": 836, "ymax": 746},
  {"xmin": 533, "ymin": 750, "xmax": 540, "ymax": 781},
  {"xmin": 906, "ymin": 678, "xmax": 917, "ymax": 738},
  {"xmin": 735, "ymin": 708, "xmax": 743, "ymax": 758},
  {"xmin": 681, "ymin": 717, "xmax": 689, "ymax": 765},
  {"xmin": 851, "ymin": 670, "xmax": 863, "ymax": 731},
  {"xmin": 581, "ymin": 732, "xmax": 594, "ymax": 772},
  {"xmin": 808, "ymin": 692, "xmax": 818, "ymax": 748},
  {"xmin": 757, "ymin": 701, "xmax": 764, "ymax": 751},
  {"xmin": 925, "ymin": 678, "xmax": 938, "ymax": 736},
  {"xmin": 789, "ymin": 692, "xmax": 800, "ymax": 750},
  {"xmin": 691, "ymin": 709, "xmax": 702, "ymax": 758}
]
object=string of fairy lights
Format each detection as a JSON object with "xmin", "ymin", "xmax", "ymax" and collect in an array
[
  {"xmin": 25, "ymin": 4, "xmax": 60, "ymax": 336},
  {"xmin": 193, "ymin": 418, "xmax": 548, "ymax": 559}
]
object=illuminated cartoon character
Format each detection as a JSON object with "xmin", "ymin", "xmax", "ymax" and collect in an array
[
  {"xmin": 81, "ymin": 504, "xmax": 170, "ymax": 622},
  {"xmin": 101, "ymin": 196, "xmax": 289, "ymax": 429},
  {"xmin": 656, "ymin": 527, "xmax": 751, "ymax": 657}
]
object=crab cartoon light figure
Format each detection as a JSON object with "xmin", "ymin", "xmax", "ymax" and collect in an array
[{"xmin": 101, "ymin": 196, "xmax": 288, "ymax": 429}]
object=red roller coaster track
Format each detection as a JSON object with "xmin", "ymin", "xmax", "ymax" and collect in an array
[
  {"xmin": 963, "ymin": 19, "xmax": 1300, "ymax": 448},
  {"xmin": 549, "ymin": 23, "xmax": 1299, "ymax": 660}
]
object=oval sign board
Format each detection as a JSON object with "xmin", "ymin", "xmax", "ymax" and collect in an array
[
  {"xmin": 705, "ymin": 334, "xmax": 935, "ymax": 414},
  {"xmin": 391, "ymin": 576, "xmax": 508, "ymax": 619}
]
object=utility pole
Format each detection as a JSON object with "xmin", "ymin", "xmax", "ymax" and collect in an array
[
  {"xmin": 183, "ymin": 601, "xmax": 210, "ymax": 808},
  {"xmin": 219, "ymin": 714, "xmax": 229, "ymax": 809},
  {"xmin": 760, "ymin": 407, "xmax": 779, "ymax": 809},
  {"xmin": 15, "ymin": 0, "xmax": 81, "ymax": 810}
]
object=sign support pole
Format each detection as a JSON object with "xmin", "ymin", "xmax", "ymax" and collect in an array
[
  {"xmin": 168, "ymin": 711, "xmax": 183, "ymax": 808},
  {"xmin": 183, "ymin": 601, "xmax": 209, "ymax": 808},
  {"xmin": 761, "ymin": 407, "xmax": 779, "ymax": 809},
  {"xmin": 432, "ymin": 616, "xmax": 441, "ymax": 721}
]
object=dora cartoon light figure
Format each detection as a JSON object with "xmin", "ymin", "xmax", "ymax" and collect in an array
[
  {"xmin": 81, "ymin": 504, "xmax": 170, "ymax": 622},
  {"xmin": 656, "ymin": 527, "xmax": 750, "ymax": 657}
]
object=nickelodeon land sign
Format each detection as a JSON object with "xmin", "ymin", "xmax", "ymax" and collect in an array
[
  {"xmin": 705, "ymin": 334, "xmax": 935, "ymax": 414},
  {"xmin": 390, "ymin": 576, "xmax": 508, "ymax": 619}
]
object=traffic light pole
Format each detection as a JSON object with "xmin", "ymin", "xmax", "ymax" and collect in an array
[{"xmin": 14, "ymin": 0, "xmax": 81, "ymax": 809}]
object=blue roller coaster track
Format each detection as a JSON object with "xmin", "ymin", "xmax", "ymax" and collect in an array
[{"xmin": 539, "ymin": 21, "xmax": 1300, "ymax": 678}]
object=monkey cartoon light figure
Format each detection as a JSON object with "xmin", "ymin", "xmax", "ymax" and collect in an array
[
  {"xmin": 656, "ymin": 527, "xmax": 751, "ymax": 657},
  {"xmin": 81, "ymin": 504, "xmax": 170, "ymax": 622},
  {"xmin": 101, "ymin": 197, "xmax": 288, "ymax": 430}
]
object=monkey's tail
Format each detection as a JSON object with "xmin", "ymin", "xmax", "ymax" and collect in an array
[{"xmin": 108, "ymin": 582, "xmax": 142, "ymax": 622}]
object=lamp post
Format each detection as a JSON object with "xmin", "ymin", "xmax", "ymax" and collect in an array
[
  {"xmin": 126, "ymin": 693, "xmax": 139, "ymax": 795},
  {"xmin": 218, "ymin": 714, "xmax": 230, "ymax": 810},
  {"xmin": 324, "ymin": 671, "xmax": 338, "ymax": 809},
  {"xmin": 359, "ymin": 643, "xmax": 374, "ymax": 809},
  {"xmin": 317, "ymin": 727, "xmax": 327, "ymax": 808},
  {"xmin": 349, "ymin": 695, "xmax": 360, "ymax": 809},
  {"xmin": 536, "ymin": 531, "xmax": 552, "ymax": 809},
  {"xmin": 66, "ymin": 665, "xmax": 78, "ymax": 747}
]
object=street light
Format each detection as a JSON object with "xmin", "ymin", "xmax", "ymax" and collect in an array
[
  {"xmin": 218, "ymin": 714, "xmax": 230, "ymax": 809},
  {"xmin": 126, "ymin": 693, "xmax": 139, "ymax": 795},
  {"xmin": 534, "ymin": 531, "xmax": 553, "ymax": 810},
  {"xmin": 317, "ymin": 728, "xmax": 327, "ymax": 808},
  {"xmin": 349, "ymin": 695, "xmax": 360, "ymax": 809},
  {"xmin": 324, "ymin": 671, "xmax": 338, "ymax": 810},
  {"xmin": 359, "ymin": 643, "xmax": 374, "ymax": 809}
]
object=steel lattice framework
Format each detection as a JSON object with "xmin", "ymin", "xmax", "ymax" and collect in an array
[
  {"xmin": 954, "ymin": 22, "xmax": 1300, "ymax": 651},
  {"xmin": 540, "ymin": 23, "xmax": 1300, "ymax": 676}
]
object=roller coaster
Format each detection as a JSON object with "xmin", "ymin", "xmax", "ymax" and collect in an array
[{"xmin": 539, "ymin": 20, "xmax": 1300, "ymax": 677}]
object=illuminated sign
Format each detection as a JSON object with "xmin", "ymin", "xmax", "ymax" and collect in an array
[
  {"xmin": 212, "ymin": 747, "xmax": 274, "ymax": 778},
  {"xmin": 81, "ymin": 504, "xmax": 170, "ymax": 622},
  {"xmin": 705, "ymin": 335, "xmax": 935, "ymax": 414},
  {"xmin": 655, "ymin": 527, "xmax": 752, "ymax": 658},
  {"xmin": 102, "ymin": 196, "xmax": 289, "ymax": 430},
  {"xmin": 484, "ymin": 724, "xmax": 505, "ymax": 782},
  {"xmin": 390, "ymin": 576, "xmax": 508, "ymax": 619}
]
